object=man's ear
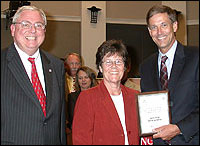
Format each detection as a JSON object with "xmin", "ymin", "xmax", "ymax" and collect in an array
[
  {"xmin": 147, "ymin": 27, "xmax": 153, "ymax": 37},
  {"xmin": 10, "ymin": 24, "xmax": 15, "ymax": 37},
  {"xmin": 99, "ymin": 66, "xmax": 103, "ymax": 73},
  {"xmin": 173, "ymin": 21, "xmax": 178, "ymax": 32}
]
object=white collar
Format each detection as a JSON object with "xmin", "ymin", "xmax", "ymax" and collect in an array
[{"xmin": 14, "ymin": 42, "xmax": 40, "ymax": 61}]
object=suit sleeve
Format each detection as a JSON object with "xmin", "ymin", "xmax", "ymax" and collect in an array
[
  {"xmin": 177, "ymin": 60, "xmax": 199, "ymax": 142},
  {"xmin": 60, "ymin": 63, "xmax": 67, "ymax": 145}
]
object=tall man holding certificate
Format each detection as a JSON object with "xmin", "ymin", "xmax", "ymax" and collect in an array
[{"xmin": 139, "ymin": 5, "xmax": 199, "ymax": 145}]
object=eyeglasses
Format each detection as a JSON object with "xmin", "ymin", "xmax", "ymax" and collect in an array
[
  {"xmin": 102, "ymin": 59, "xmax": 124, "ymax": 67},
  {"xmin": 13, "ymin": 21, "xmax": 45, "ymax": 30}
]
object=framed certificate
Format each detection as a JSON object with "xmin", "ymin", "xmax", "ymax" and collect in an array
[{"xmin": 136, "ymin": 90, "xmax": 171, "ymax": 136}]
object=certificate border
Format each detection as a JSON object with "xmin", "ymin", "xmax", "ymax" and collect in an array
[{"xmin": 136, "ymin": 90, "xmax": 171, "ymax": 136}]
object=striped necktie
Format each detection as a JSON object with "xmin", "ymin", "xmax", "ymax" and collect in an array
[{"xmin": 160, "ymin": 55, "xmax": 168, "ymax": 90}]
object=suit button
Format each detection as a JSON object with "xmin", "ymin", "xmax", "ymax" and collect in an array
[
  {"xmin": 170, "ymin": 101, "xmax": 173, "ymax": 107},
  {"xmin": 43, "ymin": 122, "xmax": 47, "ymax": 125},
  {"xmin": 128, "ymin": 131, "xmax": 131, "ymax": 135}
]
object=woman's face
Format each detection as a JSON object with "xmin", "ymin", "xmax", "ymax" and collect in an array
[
  {"xmin": 100, "ymin": 53, "xmax": 125, "ymax": 85},
  {"xmin": 77, "ymin": 70, "xmax": 92, "ymax": 91}
]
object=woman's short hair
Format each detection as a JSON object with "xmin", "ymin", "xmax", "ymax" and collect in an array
[
  {"xmin": 75, "ymin": 66, "xmax": 97, "ymax": 91},
  {"xmin": 96, "ymin": 39, "xmax": 128, "ymax": 71}
]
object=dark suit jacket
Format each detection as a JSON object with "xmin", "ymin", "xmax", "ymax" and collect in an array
[
  {"xmin": 72, "ymin": 81, "xmax": 140, "ymax": 145},
  {"xmin": 67, "ymin": 91, "xmax": 81, "ymax": 129},
  {"xmin": 139, "ymin": 42, "xmax": 199, "ymax": 145},
  {"xmin": 1, "ymin": 43, "xmax": 66, "ymax": 145}
]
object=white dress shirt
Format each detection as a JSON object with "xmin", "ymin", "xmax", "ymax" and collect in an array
[
  {"xmin": 14, "ymin": 43, "xmax": 46, "ymax": 95},
  {"xmin": 111, "ymin": 92, "xmax": 129, "ymax": 145},
  {"xmin": 158, "ymin": 40, "xmax": 177, "ymax": 80}
]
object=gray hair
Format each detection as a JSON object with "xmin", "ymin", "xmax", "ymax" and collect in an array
[
  {"xmin": 64, "ymin": 52, "xmax": 83, "ymax": 66},
  {"xmin": 12, "ymin": 5, "xmax": 47, "ymax": 26}
]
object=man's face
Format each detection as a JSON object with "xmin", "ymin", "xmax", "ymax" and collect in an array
[
  {"xmin": 148, "ymin": 13, "xmax": 178, "ymax": 54},
  {"xmin": 10, "ymin": 10, "xmax": 46, "ymax": 56},
  {"xmin": 66, "ymin": 55, "xmax": 81, "ymax": 77}
]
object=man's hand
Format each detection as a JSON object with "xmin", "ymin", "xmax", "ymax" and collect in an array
[{"xmin": 152, "ymin": 124, "xmax": 181, "ymax": 140}]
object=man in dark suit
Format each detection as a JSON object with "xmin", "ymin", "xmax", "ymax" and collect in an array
[
  {"xmin": 1, "ymin": 6, "xmax": 66, "ymax": 145},
  {"xmin": 139, "ymin": 5, "xmax": 199, "ymax": 145}
]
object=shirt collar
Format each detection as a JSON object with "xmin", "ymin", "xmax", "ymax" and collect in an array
[
  {"xmin": 14, "ymin": 42, "xmax": 40, "ymax": 61},
  {"xmin": 159, "ymin": 40, "xmax": 177, "ymax": 60}
]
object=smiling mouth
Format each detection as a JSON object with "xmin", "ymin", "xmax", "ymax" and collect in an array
[
  {"xmin": 25, "ymin": 36, "xmax": 36, "ymax": 40},
  {"xmin": 110, "ymin": 72, "xmax": 118, "ymax": 75},
  {"xmin": 157, "ymin": 36, "xmax": 166, "ymax": 40}
]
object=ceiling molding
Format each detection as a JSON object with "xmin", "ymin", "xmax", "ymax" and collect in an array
[{"xmin": 1, "ymin": 13, "xmax": 199, "ymax": 25}]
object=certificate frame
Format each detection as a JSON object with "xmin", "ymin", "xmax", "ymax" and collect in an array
[{"xmin": 136, "ymin": 90, "xmax": 171, "ymax": 136}]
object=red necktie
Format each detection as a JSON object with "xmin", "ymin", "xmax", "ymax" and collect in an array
[
  {"xmin": 28, "ymin": 57, "xmax": 46, "ymax": 117},
  {"xmin": 160, "ymin": 56, "xmax": 168, "ymax": 90}
]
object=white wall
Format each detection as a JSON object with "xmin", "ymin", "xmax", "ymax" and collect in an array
[{"xmin": 81, "ymin": 1, "xmax": 106, "ymax": 72}]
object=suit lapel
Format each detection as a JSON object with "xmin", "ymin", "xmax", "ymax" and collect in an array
[
  {"xmin": 168, "ymin": 43, "xmax": 185, "ymax": 95},
  {"xmin": 40, "ymin": 51, "xmax": 53, "ymax": 117},
  {"xmin": 7, "ymin": 44, "xmax": 55, "ymax": 117},
  {"xmin": 100, "ymin": 81, "xmax": 123, "ymax": 131},
  {"xmin": 7, "ymin": 44, "xmax": 42, "ymax": 110},
  {"xmin": 151, "ymin": 53, "xmax": 162, "ymax": 90}
]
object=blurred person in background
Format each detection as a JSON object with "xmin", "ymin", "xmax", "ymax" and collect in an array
[
  {"xmin": 64, "ymin": 52, "xmax": 82, "ymax": 95},
  {"xmin": 64, "ymin": 52, "xmax": 82, "ymax": 144}
]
